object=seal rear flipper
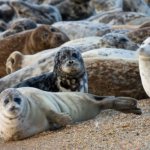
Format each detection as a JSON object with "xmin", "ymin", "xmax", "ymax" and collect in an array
[
  {"xmin": 46, "ymin": 109, "xmax": 73, "ymax": 127},
  {"xmin": 96, "ymin": 97, "xmax": 142, "ymax": 115},
  {"xmin": 112, "ymin": 97, "xmax": 142, "ymax": 115}
]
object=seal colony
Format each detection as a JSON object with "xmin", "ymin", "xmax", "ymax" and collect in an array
[
  {"xmin": 14, "ymin": 47, "xmax": 88, "ymax": 93},
  {"xmin": 0, "ymin": 0, "xmax": 148, "ymax": 146},
  {"xmin": 0, "ymin": 87, "xmax": 141, "ymax": 141}
]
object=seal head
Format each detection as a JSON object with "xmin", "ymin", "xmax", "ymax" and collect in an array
[
  {"xmin": 54, "ymin": 47, "xmax": 85, "ymax": 77},
  {"xmin": 0, "ymin": 88, "xmax": 25, "ymax": 119}
]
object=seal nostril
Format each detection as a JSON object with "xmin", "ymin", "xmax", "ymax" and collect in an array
[
  {"xmin": 10, "ymin": 106, "xmax": 16, "ymax": 111},
  {"xmin": 69, "ymin": 60, "xmax": 74, "ymax": 64}
]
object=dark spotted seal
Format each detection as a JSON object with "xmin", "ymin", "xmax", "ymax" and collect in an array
[
  {"xmin": 0, "ymin": 87, "xmax": 141, "ymax": 141},
  {"xmin": 14, "ymin": 47, "xmax": 88, "ymax": 92}
]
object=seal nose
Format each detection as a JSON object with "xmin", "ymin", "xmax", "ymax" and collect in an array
[
  {"xmin": 68, "ymin": 60, "xmax": 74, "ymax": 64},
  {"xmin": 10, "ymin": 106, "xmax": 16, "ymax": 111}
]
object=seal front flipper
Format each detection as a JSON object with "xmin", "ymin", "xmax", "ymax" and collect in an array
[{"xmin": 46, "ymin": 109, "xmax": 73, "ymax": 127}]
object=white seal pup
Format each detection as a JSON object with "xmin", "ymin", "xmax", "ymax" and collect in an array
[
  {"xmin": 138, "ymin": 37, "xmax": 150, "ymax": 97},
  {"xmin": 0, "ymin": 87, "xmax": 141, "ymax": 141}
]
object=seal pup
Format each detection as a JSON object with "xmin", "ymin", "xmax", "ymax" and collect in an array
[
  {"xmin": 14, "ymin": 47, "xmax": 88, "ymax": 93},
  {"xmin": 0, "ymin": 87, "xmax": 141, "ymax": 141},
  {"xmin": 138, "ymin": 37, "xmax": 150, "ymax": 97},
  {"xmin": 56, "ymin": 0, "xmax": 95, "ymax": 20}
]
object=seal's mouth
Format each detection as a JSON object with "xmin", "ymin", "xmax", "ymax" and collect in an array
[{"xmin": 8, "ymin": 106, "xmax": 20, "ymax": 114}]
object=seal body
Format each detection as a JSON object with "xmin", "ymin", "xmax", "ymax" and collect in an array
[
  {"xmin": 0, "ymin": 87, "xmax": 141, "ymax": 141},
  {"xmin": 14, "ymin": 47, "xmax": 88, "ymax": 93},
  {"xmin": 138, "ymin": 37, "xmax": 150, "ymax": 97}
]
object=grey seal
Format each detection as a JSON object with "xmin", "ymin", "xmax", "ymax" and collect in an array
[{"xmin": 0, "ymin": 87, "xmax": 141, "ymax": 141}]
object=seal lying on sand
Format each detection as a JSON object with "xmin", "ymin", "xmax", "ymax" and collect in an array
[
  {"xmin": 138, "ymin": 37, "xmax": 150, "ymax": 97},
  {"xmin": 14, "ymin": 47, "xmax": 88, "ymax": 92},
  {"xmin": 0, "ymin": 87, "xmax": 141, "ymax": 141}
]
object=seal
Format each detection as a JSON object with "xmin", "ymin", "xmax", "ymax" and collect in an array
[
  {"xmin": 56, "ymin": 0, "xmax": 95, "ymax": 20},
  {"xmin": 0, "ymin": 87, "xmax": 141, "ymax": 141},
  {"xmin": 14, "ymin": 47, "xmax": 88, "ymax": 93},
  {"xmin": 138, "ymin": 37, "xmax": 150, "ymax": 97},
  {"xmin": 0, "ymin": 18, "xmax": 37, "ymax": 39},
  {"xmin": 10, "ymin": 0, "xmax": 62, "ymax": 24},
  {"xmin": 99, "ymin": 33, "xmax": 138, "ymax": 50},
  {"xmin": 22, "ymin": 25, "xmax": 69, "ymax": 54}
]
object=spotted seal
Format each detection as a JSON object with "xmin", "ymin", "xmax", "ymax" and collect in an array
[
  {"xmin": 0, "ymin": 87, "xmax": 141, "ymax": 141},
  {"xmin": 138, "ymin": 37, "xmax": 150, "ymax": 97},
  {"xmin": 14, "ymin": 47, "xmax": 88, "ymax": 93}
]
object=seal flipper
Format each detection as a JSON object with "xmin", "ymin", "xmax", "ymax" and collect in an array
[
  {"xmin": 95, "ymin": 97, "xmax": 142, "ymax": 115},
  {"xmin": 46, "ymin": 109, "xmax": 73, "ymax": 128}
]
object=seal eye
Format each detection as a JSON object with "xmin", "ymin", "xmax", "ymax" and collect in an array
[
  {"xmin": 4, "ymin": 99, "xmax": 9, "ymax": 105},
  {"xmin": 42, "ymin": 32, "xmax": 49, "ymax": 39},
  {"xmin": 14, "ymin": 98, "xmax": 21, "ymax": 105},
  {"xmin": 119, "ymin": 38, "xmax": 128, "ymax": 42},
  {"xmin": 72, "ymin": 53, "xmax": 78, "ymax": 58},
  {"xmin": 61, "ymin": 55, "xmax": 66, "ymax": 60},
  {"xmin": 50, "ymin": 27, "xmax": 57, "ymax": 32}
]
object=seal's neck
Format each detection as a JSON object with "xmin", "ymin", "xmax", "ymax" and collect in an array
[{"xmin": 56, "ymin": 73, "xmax": 88, "ymax": 92}]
